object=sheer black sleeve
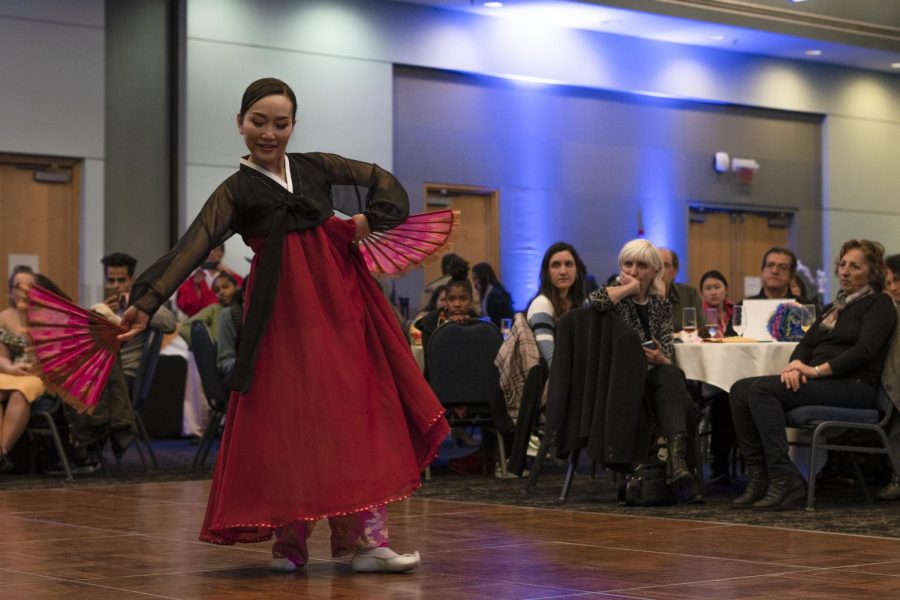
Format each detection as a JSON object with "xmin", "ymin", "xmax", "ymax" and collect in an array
[
  {"xmin": 130, "ymin": 184, "xmax": 236, "ymax": 316},
  {"xmin": 310, "ymin": 152, "xmax": 408, "ymax": 231}
]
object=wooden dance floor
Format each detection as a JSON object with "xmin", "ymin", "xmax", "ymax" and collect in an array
[{"xmin": 3, "ymin": 480, "xmax": 900, "ymax": 599}]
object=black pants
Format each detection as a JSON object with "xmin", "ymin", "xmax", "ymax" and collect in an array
[
  {"xmin": 708, "ymin": 391, "xmax": 736, "ymax": 472},
  {"xmin": 730, "ymin": 375, "xmax": 876, "ymax": 479},
  {"xmin": 645, "ymin": 364, "xmax": 694, "ymax": 437}
]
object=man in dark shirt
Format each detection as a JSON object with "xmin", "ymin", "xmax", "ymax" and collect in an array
[
  {"xmin": 659, "ymin": 248, "xmax": 703, "ymax": 332},
  {"xmin": 747, "ymin": 247, "xmax": 809, "ymax": 302}
]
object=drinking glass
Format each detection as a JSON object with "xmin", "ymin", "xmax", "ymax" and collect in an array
[
  {"xmin": 731, "ymin": 305, "xmax": 746, "ymax": 338},
  {"xmin": 704, "ymin": 307, "xmax": 720, "ymax": 338},
  {"xmin": 500, "ymin": 317, "xmax": 513, "ymax": 339},
  {"xmin": 682, "ymin": 307, "xmax": 698, "ymax": 342},
  {"xmin": 800, "ymin": 304, "xmax": 816, "ymax": 333}
]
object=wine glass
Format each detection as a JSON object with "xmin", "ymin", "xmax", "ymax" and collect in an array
[
  {"xmin": 732, "ymin": 305, "xmax": 746, "ymax": 338},
  {"xmin": 500, "ymin": 317, "xmax": 513, "ymax": 340},
  {"xmin": 801, "ymin": 304, "xmax": 816, "ymax": 333},
  {"xmin": 682, "ymin": 307, "xmax": 698, "ymax": 342},
  {"xmin": 704, "ymin": 307, "xmax": 720, "ymax": 338}
]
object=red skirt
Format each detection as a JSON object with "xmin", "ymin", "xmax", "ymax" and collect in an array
[{"xmin": 200, "ymin": 217, "xmax": 449, "ymax": 545}]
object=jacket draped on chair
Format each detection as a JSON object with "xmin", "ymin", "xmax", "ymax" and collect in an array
[{"xmin": 546, "ymin": 307, "xmax": 650, "ymax": 471}]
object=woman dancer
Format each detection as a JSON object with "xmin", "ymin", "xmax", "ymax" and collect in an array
[{"xmin": 119, "ymin": 78, "xmax": 449, "ymax": 573}]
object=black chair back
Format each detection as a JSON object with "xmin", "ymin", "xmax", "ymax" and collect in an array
[
  {"xmin": 131, "ymin": 327, "xmax": 162, "ymax": 409},
  {"xmin": 426, "ymin": 320, "xmax": 503, "ymax": 409},
  {"xmin": 190, "ymin": 321, "xmax": 229, "ymax": 410}
]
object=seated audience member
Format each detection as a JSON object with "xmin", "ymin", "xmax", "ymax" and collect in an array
[
  {"xmin": 746, "ymin": 247, "xmax": 811, "ymax": 302},
  {"xmin": 527, "ymin": 242, "xmax": 586, "ymax": 371},
  {"xmin": 176, "ymin": 244, "xmax": 243, "ymax": 317},
  {"xmin": 0, "ymin": 267, "xmax": 44, "ymax": 472},
  {"xmin": 413, "ymin": 265, "xmax": 479, "ymax": 358},
  {"xmin": 216, "ymin": 288, "xmax": 244, "ymax": 379},
  {"xmin": 730, "ymin": 239, "xmax": 897, "ymax": 510},
  {"xmin": 472, "ymin": 262, "xmax": 514, "ymax": 328},
  {"xmin": 590, "ymin": 239, "xmax": 703, "ymax": 504},
  {"xmin": 179, "ymin": 273, "xmax": 239, "ymax": 346},
  {"xmin": 659, "ymin": 248, "xmax": 703, "ymax": 332},
  {"xmin": 885, "ymin": 254, "xmax": 900, "ymax": 305},
  {"xmin": 418, "ymin": 253, "xmax": 466, "ymax": 314},
  {"xmin": 700, "ymin": 270, "xmax": 734, "ymax": 338},
  {"xmin": 34, "ymin": 273, "xmax": 138, "ymax": 461},
  {"xmin": 100, "ymin": 252, "xmax": 177, "ymax": 386},
  {"xmin": 697, "ymin": 270, "xmax": 737, "ymax": 484},
  {"xmin": 874, "ymin": 253, "xmax": 900, "ymax": 501},
  {"xmin": 413, "ymin": 285, "xmax": 447, "ymax": 323},
  {"xmin": 790, "ymin": 274, "xmax": 808, "ymax": 301}
]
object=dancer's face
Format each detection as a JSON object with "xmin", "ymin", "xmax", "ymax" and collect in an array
[{"xmin": 237, "ymin": 93, "xmax": 295, "ymax": 174}]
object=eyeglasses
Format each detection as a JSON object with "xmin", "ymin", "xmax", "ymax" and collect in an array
[{"xmin": 764, "ymin": 262, "xmax": 790, "ymax": 273}]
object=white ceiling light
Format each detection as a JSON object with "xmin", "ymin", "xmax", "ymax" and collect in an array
[{"xmin": 804, "ymin": 49, "xmax": 822, "ymax": 56}]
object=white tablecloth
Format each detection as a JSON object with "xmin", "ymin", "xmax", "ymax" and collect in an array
[{"xmin": 674, "ymin": 341, "xmax": 798, "ymax": 392}]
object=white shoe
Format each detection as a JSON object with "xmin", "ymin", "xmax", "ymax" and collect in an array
[
  {"xmin": 268, "ymin": 557, "xmax": 298, "ymax": 572},
  {"xmin": 351, "ymin": 547, "xmax": 421, "ymax": 573}
]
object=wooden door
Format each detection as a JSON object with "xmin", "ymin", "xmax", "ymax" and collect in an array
[
  {"xmin": 688, "ymin": 208, "xmax": 790, "ymax": 301},
  {"xmin": 423, "ymin": 186, "xmax": 499, "ymax": 285},
  {"xmin": 0, "ymin": 156, "xmax": 81, "ymax": 301}
]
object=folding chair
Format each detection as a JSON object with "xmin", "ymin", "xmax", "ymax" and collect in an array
[
  {"xmin": 426, "ymin": 319, "xmax": 509, "ymax": 477},
  {"xmin": 189, "ymin": 321, "xmax": 230, "ymax": 469},
  {"xmin": 129, "ymin": 327, "xmax": 162, "ymax": 470},
  {"xmin": 786, "ymin": 384, "xmax": 900, "ymax": 510}
]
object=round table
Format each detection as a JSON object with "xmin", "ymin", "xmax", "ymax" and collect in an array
[{"xmin": 674, "ymin": 341, "xmax": 798, "ymax": 392}]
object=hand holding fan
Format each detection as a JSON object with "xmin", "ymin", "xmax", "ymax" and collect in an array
[
  {"xmin": 24, "ymin": 285, "xmax": 126, "ymax": 414},
  {"xmin": 356, "ymin": 209, "xmax": 460, "ymax": 276}
]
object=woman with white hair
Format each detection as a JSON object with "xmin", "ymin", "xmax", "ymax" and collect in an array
[{"xmin": 590, "ymin": 239, "xmax": 702, "ymax": 503}]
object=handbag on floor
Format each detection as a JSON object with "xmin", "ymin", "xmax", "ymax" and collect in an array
[{"xmin": 624, "ymin": 457, "xmax": 677, "ymax": 507}]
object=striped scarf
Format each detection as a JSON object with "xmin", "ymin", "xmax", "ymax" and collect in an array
[{"xmin": 819, "ymin": 284, "xmax": 874, "ymax": 331}]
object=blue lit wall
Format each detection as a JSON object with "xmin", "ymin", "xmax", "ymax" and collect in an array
[{"xmin": 393, "ymin": 67, "xmax": 821, "ymax": 311}]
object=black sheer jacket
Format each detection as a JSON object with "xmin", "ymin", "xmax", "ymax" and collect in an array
[{"xmin": 130, "ymin": 152, "xmax": 409, "ymax": 391}]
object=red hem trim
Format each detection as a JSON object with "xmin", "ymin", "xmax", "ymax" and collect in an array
[{"xmin": 200, "ymin": 481, "xmax": 424, "ymax": 546}]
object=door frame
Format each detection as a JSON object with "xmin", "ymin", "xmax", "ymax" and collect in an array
[
  {"xmin": 423, "ymin": 183, "xmax": 500, "ymax": 272},
  {"xmin": 688, "ymin": 202, "xmax": 797, "ymax": 301},
  {"xmin": 0, "ymin": 152, "xmax": 82, "ymax": 301}
]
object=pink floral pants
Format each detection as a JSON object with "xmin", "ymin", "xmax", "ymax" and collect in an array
[{"xmin": 271, "ymin": 505, "xmax": 389, "ymax": 566}]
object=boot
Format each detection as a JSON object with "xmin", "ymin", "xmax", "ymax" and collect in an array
[
  {"xmin": 732, "ymin": 464, "xmax": 768, "ymax": 508},
  {"xmin": 667, "ymin": 433, "xmax": 704, "ymax": 504},
  {"xmin": 753, "ymin": 472, "xmax": 806, "ymax": 511},
  {"xmin": 666, "ymin": 433, "xmax": 692, "ymax": 483},
  {"xmin": 874, "ymin": 475, "xmax": 900, "ymax": 501},
  {"xmin": 674, "ymin": 476, "xmax": 706, "ymax": 505}
]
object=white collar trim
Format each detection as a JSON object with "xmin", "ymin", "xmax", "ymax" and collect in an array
[{"xmin": 240, "ymin": 155, "xmax": 293, "ymax": 192}]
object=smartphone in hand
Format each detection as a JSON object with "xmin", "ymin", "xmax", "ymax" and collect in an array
[{"xmin": 641, "ymin": 340, "xmax": 658, "ymax": 349}]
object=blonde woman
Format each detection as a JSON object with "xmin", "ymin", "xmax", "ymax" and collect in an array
[{"xmin": 590, "ymin": 239, "xmax": 702, "ymax": 504}]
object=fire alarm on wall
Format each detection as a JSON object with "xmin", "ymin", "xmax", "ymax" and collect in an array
[{"xmin": 714, "ymin": 152, "xmax": 730, "ymax": 173}]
